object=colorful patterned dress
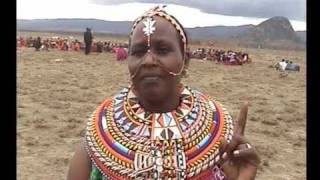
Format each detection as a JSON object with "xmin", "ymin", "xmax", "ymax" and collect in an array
[{"xmin": 85, "ymin": 86, "xmax": 234, "ymax": 180}]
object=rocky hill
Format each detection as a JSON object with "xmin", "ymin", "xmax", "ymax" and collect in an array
[
  {"xmin": 234, "ymin": 16, "xmax": 305, "ymax": 49},
  {"xmin": 237, "ymin": 16, "xmax": 300, "ymax": 42}
]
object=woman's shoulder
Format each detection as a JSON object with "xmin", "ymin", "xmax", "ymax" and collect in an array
[
  {"xmin": 189, "ymin": 87, "xmax": 231, "ymax": 114},
  {"xmin": 91, "ymin": 87, "xmax": 129, "ymax": 111}
]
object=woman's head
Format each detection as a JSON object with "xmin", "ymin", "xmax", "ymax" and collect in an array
[
  {"xmin": 127, "ymin": 6, "xmax": 189, "ymax": 105},
  {"xmin": 130, "ymin": 7, "xmax": 187, "ymax": 53}
]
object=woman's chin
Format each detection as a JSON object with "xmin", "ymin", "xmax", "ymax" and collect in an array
[
  {"xmin": 142, "ymin": 84, "xmax": 162, "ymax": 95},
  {"xmin": 137, "ymin": 82, "xmax": 166, "ymax": 100}
]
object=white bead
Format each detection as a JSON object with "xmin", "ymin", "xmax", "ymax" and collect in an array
[
  {"xmin": 157, "ymin": 166, "xmax": 163, "ymax": 172},
  {"xmin": 155, "ymin": 158, "xmax": 163, "ymax": 166}
]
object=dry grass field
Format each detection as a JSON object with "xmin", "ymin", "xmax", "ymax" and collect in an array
[{"xmin": 17, "ymin": 31, "xmax": 306, "ymax": 180}]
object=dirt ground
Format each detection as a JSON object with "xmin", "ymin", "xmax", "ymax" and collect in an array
[{"xmin": 17, "ymin": 36, "xmax": 306, "ymax": 180}]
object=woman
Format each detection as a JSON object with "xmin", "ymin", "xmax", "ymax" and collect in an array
[{"xmin": 68, "ymin": 6, "xmax": 260, "ymax": 180}]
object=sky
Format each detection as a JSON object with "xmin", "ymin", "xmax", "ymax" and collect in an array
[{"xmin": 17, "ymin": 0, "xmax": 306, "ymax": 31}]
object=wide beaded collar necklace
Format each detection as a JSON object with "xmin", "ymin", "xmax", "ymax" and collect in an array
[{"xmin": 85, "ymin": 86, "xmax": 234, "ymax": 179}]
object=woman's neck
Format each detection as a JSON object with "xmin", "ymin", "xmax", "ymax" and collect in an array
[{"xmin": 138, "ymin": 91, "xmax": 181, "ymax": 113}]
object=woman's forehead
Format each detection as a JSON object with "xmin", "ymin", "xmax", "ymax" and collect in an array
[{"xmin": 131, "ymin": 16, "xmax": 180, "ymax": 45}]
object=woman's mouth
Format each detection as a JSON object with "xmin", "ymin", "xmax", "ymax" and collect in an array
[
  {"xmin": 139, "ymin": 71, "xmax": 164, "ymax": 82},
  {"xmin": 142, "ymin": 76, "xmax": 161, "ymax": 81},
  {"xmin": 138, "ymin": 74, "xmax": 164, "ymax": 87}
]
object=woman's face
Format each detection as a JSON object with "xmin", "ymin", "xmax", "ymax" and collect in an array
[{"xmin": 128, "ymin": 16, "xmax": 184, "ymax": 102}]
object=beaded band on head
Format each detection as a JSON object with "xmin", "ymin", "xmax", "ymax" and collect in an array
[{"xmin": 129, "ymin": 5, "xmax": 188, "ymax": 78}]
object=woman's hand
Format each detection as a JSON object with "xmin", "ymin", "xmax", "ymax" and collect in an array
[{"xmin": 219, "ymin": 102, "xmax": 260, "ymax": 180}]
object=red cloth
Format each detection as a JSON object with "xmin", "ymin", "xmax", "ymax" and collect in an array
[
  {"xmin": 116, "ymin": 48, "xmax": 128, "ymax": 61},
  {"xmin": 113, "ymin": 47, "xmax": 119, "ymax": 53},
  {"xmin": 189, "ymin": 166, "xmax": 227, "ymax": 180}
]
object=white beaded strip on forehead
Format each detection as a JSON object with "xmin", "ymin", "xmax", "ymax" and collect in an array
[
  {"xmin": 142, "ymin": 17, "xmax": 156, "ymax": 50},
  {"xmin": 130, "ymin": 5, "xmax": 187, "ymax": 54}
]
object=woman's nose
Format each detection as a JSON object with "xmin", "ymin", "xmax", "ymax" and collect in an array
[{"xmin": 142, "ymin": 50, "xmax": 157, "ymax": 65}]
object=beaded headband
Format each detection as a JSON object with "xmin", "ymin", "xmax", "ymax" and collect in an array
[
  {"xmin": 130, "ymin": 5, "xmax": 187, "ymax": 54},
  {"xmin": 129, "ymin": 5, "xmax": 188, "ymax": 77}
]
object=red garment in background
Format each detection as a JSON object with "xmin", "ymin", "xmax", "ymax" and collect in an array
[{"xmin": 116, "ymin": 47, "xmax": 128, "ymax": 61}]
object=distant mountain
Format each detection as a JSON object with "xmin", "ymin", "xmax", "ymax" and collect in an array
[
  {"xmin": 17, "ymin": 18, "xmax": 254, "ymax": 39},
  {"xmin": 234, "ymin": 16, "xmax": 305, "ymax": 49},
  {"xmin": 186, "ymin": 25, "xmax": 255, "ymax": 40},
  {"xmin": 296, "ymin": 31, "xmax": 306, "ymax": 42},
  {"xmin": 237, "ymin": 16, "xmax": 300, "ymax": 41},
  {"xmin": 17, "ymin": 19, "xmax": 132, "ymax": 34},
  {"xmin": 17, "ymin": 17, "xmax": 305, "ymax": 49}
]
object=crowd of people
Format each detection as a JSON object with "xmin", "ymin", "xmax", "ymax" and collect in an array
[
  {"xmin": 17, "ymin": 36, "xmax": 253, "ymax": 64},
  {"xmin": 268, "ymin": 58, "xmax": 300, "ymax": 77},
  {"xmin": 190, "ymin": 47, "xmax": 252, "ymax": 65},
  {"xmin": 17, "ymin": 36, "xmax": 83, "ymax": 51},
  {"xmin": 273, "ymin": 59, "xmax": 300, "ymax": 72},
  {"xmin": 16, "ymin": 36, "xmax": 129, "ymax": 60}
]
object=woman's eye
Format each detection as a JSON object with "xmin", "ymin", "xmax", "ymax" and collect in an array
[
  {"xmin": 157, "ymin": 47, "xmax": 169, "ymax": 55},
  {"xmin": 131, "ymin": 50, "xmax": 145, "ymax": 57}
]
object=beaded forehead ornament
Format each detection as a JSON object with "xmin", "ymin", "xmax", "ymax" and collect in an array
[
  {"xmin": 142, "ymin": 17, "xmax": 156, "ymax": 50},
  {"xmin": 130, "ymin": 5, "xmax": 188, "ymax": 77}
]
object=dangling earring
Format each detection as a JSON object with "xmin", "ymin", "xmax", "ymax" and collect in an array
[
  {"xmin": 129, "ymin": 78, "xmax": 139, "ymax": 96},
  {"xmin": 132, "ymin": 86, "xmax": 139, "ymax": 96},
  {"xmin": 177, "ymin": 83, "xmax": 184, "ymax": 94},
  {"xmin": 182, "ymin": 69, "xmax": 188, "ymax": 78},
  {"xmin": 127, "ymin": 74, "xmax": 133, "ymax": 87}
]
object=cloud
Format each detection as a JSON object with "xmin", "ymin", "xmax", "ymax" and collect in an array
[
  {"xmin": 17, "ymin": 0, "xmax": 306, "ymax": 30},
  {"xmin": 91, "ymin": 0, "xmax": 306, "ymax": 21}
]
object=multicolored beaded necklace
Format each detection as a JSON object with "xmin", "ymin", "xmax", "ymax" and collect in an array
[{"xmin": 85, "ymin": 86, "xmax": 234, "ymax": 180}]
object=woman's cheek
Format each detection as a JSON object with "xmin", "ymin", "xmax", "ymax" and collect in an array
[{"xmin": 127, "ymin": 58, "xmax": 138, "ymax": 74}]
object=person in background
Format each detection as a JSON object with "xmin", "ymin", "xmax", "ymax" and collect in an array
[
  {"xmin": 279, "ymin": 59, "xmax": 287, "ymax": 71},
  {"xmin": 116, "ymin": 44, "xmax": 128, "ymax": 61},
  {"xmin": 84, "ymin": 28, "xmax": 93, "ymax": 55},
  {"xmin": 34, "ymin": 37, "xmax": 42, "ymax": 51}
]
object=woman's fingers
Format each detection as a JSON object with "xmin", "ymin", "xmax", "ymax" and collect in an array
[
  {"xmin": 218, "ymin": 102, "xmax": 259, "ymax": 166},
  {"xmin": 233, "ymin": 145, "xmax": 254, "ymax": 157},
  {"xmin": 232, "ymin": 145, "xmax": 261, "ymax": 166},
  {"xmin": 219, "ymin": 138, "xmax": 229, "ymax": 160},
  {"xmin": 235, "ymin": 101, "xmax": 249, "ymax": 136},
  {"xmin": 219, "ymin": 135, "xmax": 259, "ymax": 162},
  {"xmin": 225, "ymin": 135, "xmax": 248, "ymax": 156}
]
